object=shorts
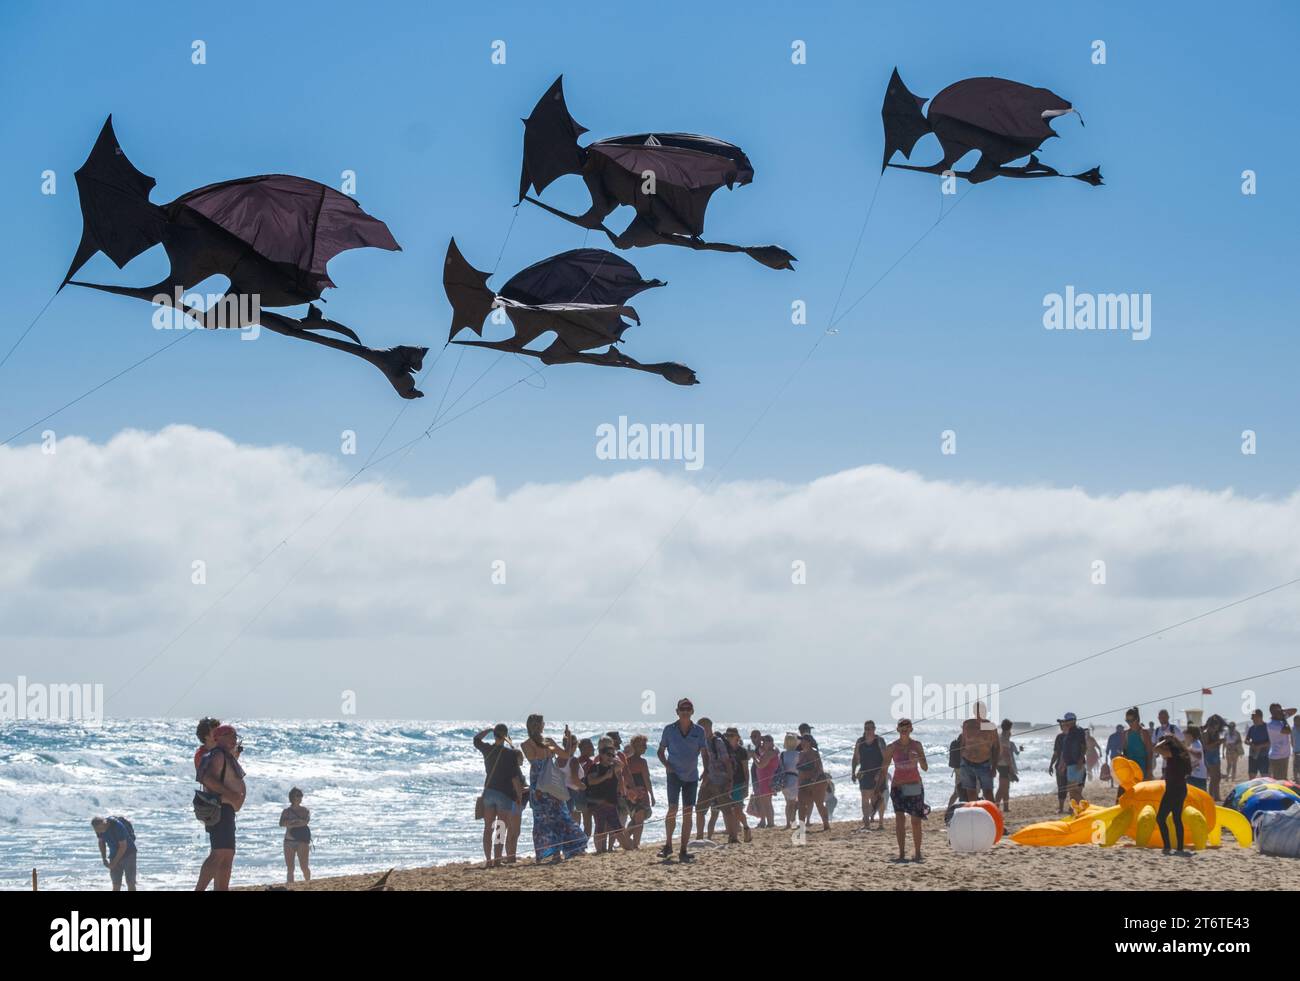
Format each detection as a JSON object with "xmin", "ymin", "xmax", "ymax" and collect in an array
[
  {"xmin": 890, "ymin": 782, "xmax": 930, "ymax": 819},
  {"xmin": 697, "ymin": 779, "xmax": 729, "ymax": 811},
  {"xmin": 568, "ymin": 788, "xmax": 589, "ymax": 815},
  {"xmin": 623, "ymin": 798, "xmax": 652, "ymax": 825},
  {"xmin": 1065, "ymin": 764, "xmax": 1087, "ymax": 786},
  {"xmin": 592, "ymin": 802, "xmax": 623, "ymax": 837},
  {"xmin": 729, "ymin": 784, "xmax": 747, "ymax": 805},
  {"xmin": 666, "ymin": 772, "xmax": 698, "ymax": 809},
  {"xmin": 958, "ymin": 760, "xmax": 994, "ymax": 796},
  {"xmin": 1270, "ymin": 758, "xmax": 1290, "ymax": 780},
  {"xmin": 207, "ymin": 803, "xmax": 237, "ymax": 852},
  {"xmin": 482, "ymin": 788, "xmax": 520, "ymax": 816},
  {"xmin": 858, "ymin": 768, "xmax": 881, "ymax": 792},
  {"xmin": 109, "ymin": 850, "xmax": 137, "ymax": 889},
  {"xmin": 1248, "ymin": 752, "xmax": 1268, "ymax": 777}
]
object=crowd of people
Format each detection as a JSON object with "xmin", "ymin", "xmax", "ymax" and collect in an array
[{"xmin": 84, "ymin": 700, "xmax": 1297, "ymax": 887}]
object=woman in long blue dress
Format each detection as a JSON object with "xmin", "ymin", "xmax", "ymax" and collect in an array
[{"xmin": 521, "ymin": 714, "xmax": 588, "ymax": 861}]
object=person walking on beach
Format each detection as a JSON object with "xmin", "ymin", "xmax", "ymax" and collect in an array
[
  {"xmin": 779, "ymin": 733, "xmax": 802, "ymax": 828},
  {"xmin": 586, "ymin": 738, "xmax": 630, "ymax": 854},
  {"xmin": 852, "ymin": 720, "xmax": 888, "ymax": 830},
  {"xmin": 1267, "ymin": 703, "xmax": 1296, "ymax": 780},
  {"xmin": 91, "ymin": 816, "xmax": 136, "ymax": 891},
  {"xmin": 522, "ymin": 715, "xmax": 588, "ymax": 863},
  {"xmin": 196, "ymin": 724, "xmax": 245, "ymax": 891},
  {"xmin": 796, "ymin": 731, "xmax": 830, "ymax": 833},
  {"xmin": 958, "ymin": 702, "xmax": 998, "ymax": 806},
  {"xmin": 1121, "ymin": 708, "xmax": 1153, "ymax": 783},
  {"xmin": 1153, "ymin": 735, "xmax": 1193, "ymax": 856},
  {"xmin": 1224, "ymin": 721, "xmax": 1243, "ymax": 782},
  {"xmin": 1246, "ymin": 709, "xmax": 1269, "ymax": 778},
  {"xmin": 473, "ymin": 724, "xmax": 525, "ymax": 867},
  {"xmin": 994, "ymin": 719, "xmax": 1019, "ymax": 813},
  {"xmin": 657, "ymin": 697, "xmax": 707, "ymax": 862},
  {"xmin": 750, "ymin": 734, "xmax": 779, "ymax": 829},
  {"xmin": 623, "ymin": 734, "xmax": 655, "ymax": 848},
  {"xmin": 1057, "ymin": 712, "xmax": 1087, "ymax": 806},
  {"xmin": 878, "ymin": 718, "xmax": 928, "ymax": 862},
  {"xmin": 280, "ymin": 787, "xmax": 312, "ymax": 883}
]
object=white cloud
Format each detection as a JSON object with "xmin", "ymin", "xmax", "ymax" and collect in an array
[{"xmin": 2, "ymin": 425, "xmax": 1297, "ymax": 724}]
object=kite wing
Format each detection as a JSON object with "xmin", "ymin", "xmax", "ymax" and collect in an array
[
  {"xmin": 519, "ymin": 75, "xmax": 590, "ymax": 201},
  {"xmin": 169, "ymin": 175, "xmax": 400, "ymax": 301},
  {"xmin": 442, "ymin": 238, "xmax": 498, "ymax": 342},
  {"xmin": 63, "ymin": 115, "xmax": 166, "ymax": 287},
  {"xmin": 585, "ymin": 135, "xmax": 753, "ymax": 238},
  {"xmin": 499, "ymin": 248, "xmax": 665, "ymax": 308},
  {"xmin": 880, "ymin": 68, "xmax": 932, "ymax": 172}
]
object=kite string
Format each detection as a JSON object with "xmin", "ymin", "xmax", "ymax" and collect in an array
[
  {"xmin": 1, "ymin": 330, "xmax": 196, "ymax": 447},
  {"xmin": 0, "ymin": 290, "xmax": 58, "ymax": 375}
]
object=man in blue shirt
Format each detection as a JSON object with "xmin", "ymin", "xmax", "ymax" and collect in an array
[
  {"xmin": 91, "ymin": 816, "xmax": 137, "ymax": 891},
  {"xmin": 657, "ymin": 697, "xmax": 706, "ymax": 862},
  {"xmin": 1246, "ymin": 709, "xmax": 1270, "ymax": 778}
]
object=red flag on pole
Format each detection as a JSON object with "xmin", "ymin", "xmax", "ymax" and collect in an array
[{"xmin": 1202, "ymin": 688, "xmax": 1213, "ymax": 695}]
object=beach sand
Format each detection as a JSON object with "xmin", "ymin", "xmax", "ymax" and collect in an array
[{"xmin": 253, "ymin": 792, "xmax": 1297, "ymax": 892}]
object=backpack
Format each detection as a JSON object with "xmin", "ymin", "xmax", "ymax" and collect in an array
[
  {"xmin": 110, "ymin": 816, "xmax": 135, "ymax": 842},
  {"xmin": 706, "ymin": 735, "xmax": 732, "ymax": 786}
]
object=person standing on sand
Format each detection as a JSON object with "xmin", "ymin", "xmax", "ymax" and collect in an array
[
  {"xmin": 958, "ymin": 702, "xmax": 999, "ymax": 806},
  {"xmin": 566, "ymin": 735, "xmax": 594, "ymax": 837},
  {"xmin": 1266, "ymin": 703, "xmax": 1296, "ymax": 780},
  {"xmin": 1201, "ymin": 714, "xmax": 1225, "ymax": 802},
  {"xmin": 91, "ymin": 816, "xmax": 136, "ymax": 892},
  {"xmin": 280, "ymin": 787, "xmax": 312, "ymax": 883},
  {"xmin": 1054, "ymin": 712, "xmax": 1087, "ymax": 807},
  {"xmin": 1085, "ymin": 728, "xmax": 1101, "ymax": 783},
  {"xmin": 852, "ymin": 720, "xmax": 888, "ymax": 831},
  {"xmin": 779, "ymin": 733, "xmax": 802, "ymax": 829},
  {"xmin": 196, "ymin": 724, "xmax": 245, "ymax": 891},
  {"xmin": 1120, "ymin": 708, "xmax": 1153, "ymax": 784},
  {"xmin": 724, "ymin": 727, "xmax": 754, "ymax": 843},
  {"xmin": 1185, "ymin": 727, "xmax": 1208, "ymax": 792},
  {"xmin": 1153, "ymin": 735, "xmax": 1193, "ymax": 856},
  {"xmin": 473, "ymin": 723, "xmax": 525, "ymax": 868},
  {"xmin": 657, "ymin": 697, "xmax": 707, "ymax": 862},
  {"xmin": 697, "ymin": 718, "xmax": 740, "ymax": 843},
  {"xmin": 878, "ymin": 718, "xmax": 929, "ymax": 862},
  {"xmin": 796, "ymin": 731, "xmax": 830, "ymax": 832},
  {"xmin": 1246, "ymin": 709, "xmax": 1269, "ymax": 778},
  {"xmin": 623, "ymin": 735, "xmax": 655, "ymax": 848},
  {"xmin": 994, "ymin": 719, "xmax": 1019, "ymax": 814},
  {"xmin": 750, "ymin": 734, "xmax": 779, "ymax": 829},
  {"xmin": 522, "ymin": 715, "xmax": 588, "ymax": 863},
  {"xmin": 1224, "ymin": 721, "xmax": 1243, "ymax": 782},
  {"xmin": 1105, "ymin": 724, "xmax": 1125, "ymax": 786},
  {"xmin": 586, "ymin": 738, "xmax": 630, "ymax": 854},
  {"xmin": 1153, "ymin": 710, "xmax": 1182, "ymax": 778}
]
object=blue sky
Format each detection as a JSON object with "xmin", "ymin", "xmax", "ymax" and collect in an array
[
  {"xmin": 1, "ymin": 1, "xmax": 1296, "ymax": 496},
  {"xmin": 1, "ymin": 2, "xmax": 1299, "ymax": 722}
]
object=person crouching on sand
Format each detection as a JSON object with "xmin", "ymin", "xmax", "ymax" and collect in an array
[
  {"xmin": 879, "ymin": 719, "xmax": 929, "ymax": 862},
  {"xmin": 280, "ymin": 787, "xmax": 312, "ymax": 883},
  {"xmin": 196, "ymin": 724, "xmax": 245, "ymax": 891},
  {"xmin": 1152, "ymin": 735, "xmax": 1193, "ymax": 856}
]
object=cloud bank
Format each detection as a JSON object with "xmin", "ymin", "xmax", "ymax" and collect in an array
[{"xmin": 2, "ymin": 426, "xmax": 1297, "ymax": 724}]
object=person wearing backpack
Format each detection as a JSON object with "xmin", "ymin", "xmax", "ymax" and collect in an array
[
  {"xmin": 91, "ymin": 815, "xmax": 137, "ymax": 891},
  {"xmin": 195, "ymin": 724, "xmax": 246, "ymax": 891},
  {"xmin": 696, "ymin": 717, "xmax": 741, "ymax": 844}
]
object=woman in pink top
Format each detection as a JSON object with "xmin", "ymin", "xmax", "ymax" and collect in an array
[
  {"xmin": 877, "ymin": 718, "xmax": 930, "ymax": 862},
  {"xmin": 749, "ymin": 734, "xmax": 780, "ymax": 829}
]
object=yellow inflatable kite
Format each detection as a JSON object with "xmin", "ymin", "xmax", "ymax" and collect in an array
[{"xmin": 1011, "ymin": 757, "xmax": 1252, "ymax": 849}]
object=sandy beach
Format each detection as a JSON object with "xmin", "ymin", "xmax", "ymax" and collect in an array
[{"xmin": 251, "ymin": 792, "xmax": 1297, "ymax": 892}]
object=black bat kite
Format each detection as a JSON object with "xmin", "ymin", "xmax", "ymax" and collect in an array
[
  {"xmin": 881, "ymin": 68, "xmax": 1102, "ymax": 186},
  {"xmin": 443, "ymin": 239, "xmax": 696, "ymax": 386},
  {"xmin": 62, "ymin": 116, "xmax": 428, "ymax": 398},
  {"xmin": 518, "ymin": 76, "xmax": 795, "ymax": 271}
]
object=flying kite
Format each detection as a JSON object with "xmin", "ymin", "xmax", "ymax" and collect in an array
[
  {"xmin": 62, "ymin": 116, "xmax": 429, "ymax": 398},
  {"xmin": 881, "ymin": 68, "xmax": 1102, "ymax": 186},
  {"xmin": 518, "ymin": 76, "xmax": 795, "ymax": 271},
  {"xmin": 443, "ymin": 239, "xmax": 696, "ymax": 386}
]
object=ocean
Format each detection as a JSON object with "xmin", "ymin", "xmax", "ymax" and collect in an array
[{"xmin": 0, "ymin": 719, "xmax": 1068, "ymax": 890}]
